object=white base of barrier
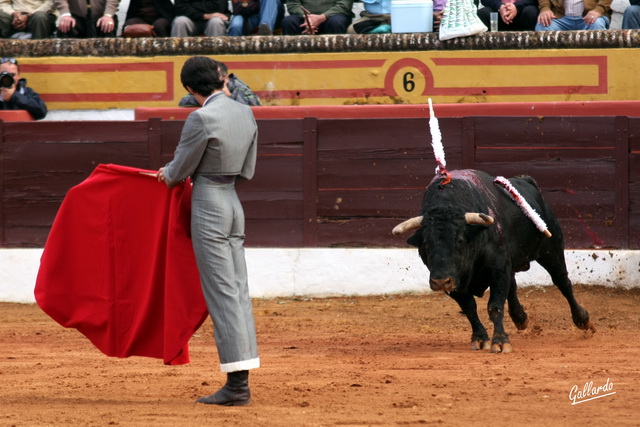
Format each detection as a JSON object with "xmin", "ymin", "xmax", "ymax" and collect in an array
[{"xmin": 1, "ymin": 248, "xmax": 638, "ymax": 303}]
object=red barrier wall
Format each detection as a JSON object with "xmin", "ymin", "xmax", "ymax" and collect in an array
[
  {"xmin": 0, "ymin": 111, "xmax": 35, "ymax": 122},
  {"xmin": 134, "ymin": 101, "xmax": 640, "ymax": 121},
  {"xmin": 3, "ymin": 103, "xmax": 640, "ymax": 249}
]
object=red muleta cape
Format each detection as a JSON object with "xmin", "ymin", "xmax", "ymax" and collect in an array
[{"xmin": 35, "ymin": 164, "xmax": 208, "ymax": 365}]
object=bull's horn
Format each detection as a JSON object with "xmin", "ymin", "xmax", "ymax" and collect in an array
[
  {"xmin": 465, "ymin": 212, "xmax": 494, "ymax": 225},
  {"xmin": 392, "ymin": 216, "xmax": 423, "ymax": 235}
]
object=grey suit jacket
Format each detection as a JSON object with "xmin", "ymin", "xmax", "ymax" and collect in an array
[{"xmin": 164, "ymin": 91, "xmax": 258, "ymax": 188}]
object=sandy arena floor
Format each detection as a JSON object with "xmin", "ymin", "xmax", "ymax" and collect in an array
[{"xmin": 1, "ymin": 285, "xmax": 639, "ymax": 426}]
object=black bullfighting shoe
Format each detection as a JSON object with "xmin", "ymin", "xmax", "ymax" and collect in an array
[
  {"xmin": 195, "ymin": 386, "xmax": 251, "ymax": 406},
  {"xmin": 196, "ymin": 370, "xmax": 251, "ymax": 406}
]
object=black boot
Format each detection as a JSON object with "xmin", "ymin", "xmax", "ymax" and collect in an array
[{"xmin": 196, "ymin": 370, "xmax": 251, "ymax": 406}]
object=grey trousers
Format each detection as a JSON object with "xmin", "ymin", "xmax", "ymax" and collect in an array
[
  {"xmin": 0, "ymin": 11, "xmax": 56, "ymax": 39},
  {"xmin": 191, "ymin": 177, "xmax": 259, "ymax": 373},
  {"xmin": 170, "ymin": 16, "xmax": 227, "ymax": 37}
]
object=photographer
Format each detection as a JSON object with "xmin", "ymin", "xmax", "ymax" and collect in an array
[
  {"xmin": 0, "ymin": 57, "xmax": 47, "ymax": 120},
  {"xmin": 179, "ymin": 60, "xmax": 260, "ymax": 107}
]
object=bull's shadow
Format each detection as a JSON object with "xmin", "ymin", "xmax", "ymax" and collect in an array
[{"xmin": 393, "ymin": 169, "xmax": 596, "ymax": 353}]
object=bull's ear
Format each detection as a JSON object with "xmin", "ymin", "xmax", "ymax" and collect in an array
[{"xmin": 406, "ymin": 231, "xmax": 422, "ymax": 248}]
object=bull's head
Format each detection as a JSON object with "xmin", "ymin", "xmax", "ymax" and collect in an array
[{"xmin": 393, "ymin": 209, "xmax": 494, "ymax": 293}]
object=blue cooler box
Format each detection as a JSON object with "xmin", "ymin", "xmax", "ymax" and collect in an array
[{"xmin": 391, "ymin": 0, "xmax": 434, "ymax": 33}]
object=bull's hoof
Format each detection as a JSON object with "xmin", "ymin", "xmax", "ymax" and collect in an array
[
  {"xmin": 580, "ymin": 320, "xmax": 597, "ymax": 338},
  {"xmin": 575, "ymin": 319, "xmax": 596, "ymax": 333},
  {"xmin": 491, "ymin": 342, "xmax": 513, "ymax": 353},
  {"xmin": 584, "ymin": 320, "xmax": 597, "ymax": 333},
  {"xmin": 471, "ymin": 340, "xmax": 491, "ymax": 351},
  {"xmin": 572, "ymin": 308, "xmax": 594, "ymax": 333},
  {"xmin": 514, "ymin": 317, "xmax": 529, "ymax": 331}
]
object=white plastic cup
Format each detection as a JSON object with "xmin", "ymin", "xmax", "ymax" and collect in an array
[{"xmin": 490, "ymin": 12, "xmax": 498, "ymax": 32}]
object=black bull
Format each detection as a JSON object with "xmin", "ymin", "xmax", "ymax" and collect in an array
[{"xmin": 393, "ymin": 169, "xmax": 595, "ymax": 353}]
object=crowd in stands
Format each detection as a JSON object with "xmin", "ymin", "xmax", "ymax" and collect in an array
[
  {"xmin": 1, "ymin": 0, "xmax": 638, "ymax": 120},
  {"xmin": 0, "ymin": 0, "xmax": 639, "ymax": 39}
]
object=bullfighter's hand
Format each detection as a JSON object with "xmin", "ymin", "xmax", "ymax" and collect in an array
[
  {"xmin": 157, "ymin": 167, "xmax": 166, "ymax": 184},
  {"xmin": 58, "ymin": 15, "xmax": 76, "ymax": 33}
]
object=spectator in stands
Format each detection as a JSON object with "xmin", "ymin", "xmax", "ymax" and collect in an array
[
  {"xmin": 227, "ymin": 0, "xmax": 284, "ymax": 36},
  {"xmin": 0, "ymin": 0, "xmax": 57, "ymax": 39},
  {"xmin": 123, "ymin": 0, "xmax": 175, "ymax": 37},
  {"xmin": 281, "ymin": 0, "xmax": 353, "ymax": 35},
  {"xmin": 433, "ymin": 0, "xmax": 446, "ymax": 31},
  {"xmin": 477, "ymin": 0, "xmax": 538, "ymax": 30},
  {"xmin": 179, "ymin": 60, "xmax": 261, "ymax": 107},
  {"xmin": 622, "ymin": 0, "xmax": 640, "ymax": 28},
  {"xmin": 55, "ymin": 0, "xmax": 118, "ymax": 38},
  {"xmin": 536, "ymin": 0, "xmax": 611, "ymax": 30},
  {"xmin": 433, "ymin": 0, "xmax": 478, "ymax": 31},
  {"xmin": 171, "ymin": 0, "xmax": 230, "ymax": 36},
  {"xmin": 0, "ymin": 57, "xmax": 47, "ymax": 120},
  {"xmin": 347, "ymin": 0, "xmax": 390, "ymax": 34}
]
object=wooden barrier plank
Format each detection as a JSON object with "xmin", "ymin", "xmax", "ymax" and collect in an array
[
  {"xmin": 475, "ymin": 157, "xmax": 617, "ymax": 191},
  {"xmin": 315, "ymin": 118, "xmax": 463, "ymax": 152},
  {"xmin": 246, "ymin": 219, "xmax": 304, "ymax": 247},
  {"xmin": 3, "ymin": 122, "xmax": 150, "ymax": 171},
  {"xmin": 315, "ymin": 119, "xmax": 462, "ymax": 208},
  {"xmin": 473, "ymin": 117, "xmax": 619, "ymax": 148},
  {"xmin": 2, "ymin": 226, "xmax": 50, "ymax": 248},
  {"xmin": 160, "ymin": 120, "xmax": 184, "ymax": 166},
  {"xmin": 240, "ymin": 191, "xmax": 303, "ymax": 219},
  {"xmin": 133, "ymin": 102, "xmax": 640, "ymax": 123},
  {"xmin": 315, "ymin": 216, "xmax": 618, "ymax": 249},
  {"xmin": 614, "ymin": 116, "xmax": 630, "ymax": 249},
  {"xmin": 1, "ymin": 121, "xmax": 151, "ymax": 247},
  {"xmin": 0, "ymin": 111, "xmax": 34, "ymax": 121},
  {"xmin": 303, "ymin": 117, "xmax": 318, "ymax": 247},
  {"xmin": 629, "ymin": 118, "xmax": 640, "ymax": 153},
  {"xmin": 317, "ymin": 189, "xmax": 424, "ymax": 217},
  {"xmin": 317, "ymin": 218, "xmax": 406, "ymax": 248},
  {"xmin": 317, "ymin": 158, "xmax": 434, "ymax": 191}
]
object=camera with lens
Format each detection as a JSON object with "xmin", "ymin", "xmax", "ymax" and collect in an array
[{"xmin": 0, "ymin": 71, "xmax": 15, "ymax": 88}]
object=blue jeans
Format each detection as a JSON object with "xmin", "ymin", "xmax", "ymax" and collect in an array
[
  {"xmin": 622, "ymin": 5, "xmax": 640, "ymax": 29},
  {"xmin": 227, "ymin": 0, "xmax": 284, "ymax": 35},
  {"xmin": 535, "ymin": 14, "xmax": 609, "ymax": 31}
]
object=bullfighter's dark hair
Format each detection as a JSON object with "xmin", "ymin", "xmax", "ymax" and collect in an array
[{"xmin": 180, "ymin": 56, "xmax": 224, "ymax": 97}]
